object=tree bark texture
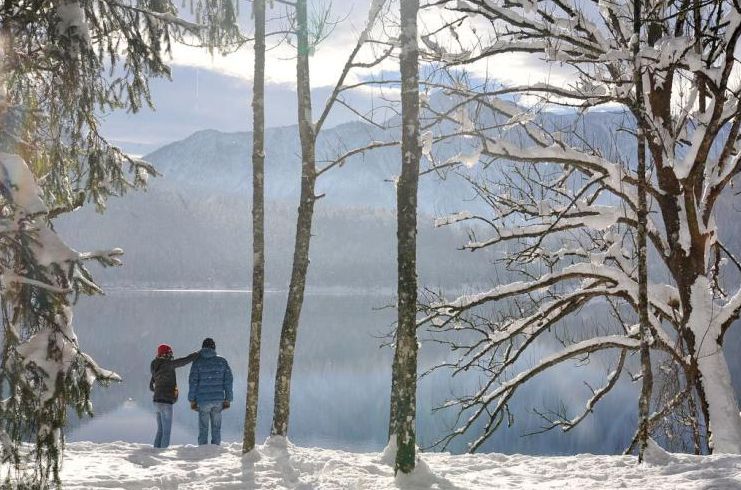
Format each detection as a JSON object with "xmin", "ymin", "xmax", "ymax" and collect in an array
[
  {"xmin": 271, "ymin": 0, "xmax": 317, "ymax": 437},
  {"xmin": 687, "ymin": 276, "xmax": 741, "ymax": 453},
  {"xmin": 243, "ymin": 0, "xmax": 266, "ymax": 454},
  {"xmin": 391, "ymin": 0, "xmax": 421, "ymax": 475},
  {"xmin": 633, "ymin": 0, "xmax": 653, "ymax": 464}
]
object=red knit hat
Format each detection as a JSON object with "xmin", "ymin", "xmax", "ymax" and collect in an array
[{"xmin": 157, "ymin": 344, "xmax": 173, "ymax": 357}]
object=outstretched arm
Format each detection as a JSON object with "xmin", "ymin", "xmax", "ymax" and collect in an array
[{"xmin": 170, "ymin": 352, "xmax": 199, "ymax": 369}]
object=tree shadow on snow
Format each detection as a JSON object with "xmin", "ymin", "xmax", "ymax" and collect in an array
[
  {"xmin": 125, "ymin": 447, "xmax": 164, "ymax": 468},
  {"xmin": 394, "ymin": 460, "xmax": 465, "ymax": 490},
  {"xmin": 239, "ymin": 452, "xmax": 264, "ymax": 489},
  {"xmin": 125, "ymin": 444, "xmax": 227, "ymax": 468},
  {"xmin": 172, "ymin": 444, "xmax": 227, "ymax": 461}
]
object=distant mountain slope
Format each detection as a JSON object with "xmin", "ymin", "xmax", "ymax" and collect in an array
[
  {"xmin": 59, "ymin": 113, "xmax": 740, "ymax": 290},
  {"xmin": 143, "ymin": 120, "xmax": 475, "ymax": 214},
  {"xmin": 58, "ymin": 118, "xmax": 502, "ymax": 289}
]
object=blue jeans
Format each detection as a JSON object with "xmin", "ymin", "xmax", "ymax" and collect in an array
[
  {"xmin": 154, "ymin": 402, "xmax": 173, "ymax": 448},
  {"xmin": 198, "ymin": 402, "xmax": 223, "ymax": 445}
]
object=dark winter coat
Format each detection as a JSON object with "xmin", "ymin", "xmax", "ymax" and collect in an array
[
  {"xmin": 188, "ymin": 348, "xmax": 233, "ymax": 404},
  {"xmin": 150, "ymin": 352, "xmax": 198, "ymax": 404}
]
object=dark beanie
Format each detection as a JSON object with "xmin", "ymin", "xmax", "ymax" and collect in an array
[{"xmin": 202, "ymin": 337, "xmax": 216, "ymax": 349}]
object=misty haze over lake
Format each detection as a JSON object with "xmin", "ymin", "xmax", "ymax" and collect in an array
[
  {"xmin": 61, "ymin": 116, "xmax": 741, "ymax": 456},
  {"xmin": 70, "ymin": 289, "xmax": 642, "ymax": 455}
]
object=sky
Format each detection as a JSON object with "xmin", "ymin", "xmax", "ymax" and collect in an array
[
  {"xmin": 103, "ymin": 0, "xmax": 575, "ymax": 156},
  {"xmin": 99, "ymin": 68, "xmax": 376, "ymax": 155}
]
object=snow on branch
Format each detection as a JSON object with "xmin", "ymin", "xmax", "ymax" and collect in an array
[
  {"xmin": 0, "ymin": 151, "xmax": 122, "ymax": 481},
  {"xmin": 434, "ymin": 262, "xmax": 671, "ymax": 317},
  {"xmin": 422, "ymin": 0, "xmax": 741, "ymax": 454},
  {"xmin": 100, "ymin": 0, "xmax": 204, "ymax": 31},
  {"xmin": 434, "ymin": 211, "xmax": 473, "ymax": 228}
]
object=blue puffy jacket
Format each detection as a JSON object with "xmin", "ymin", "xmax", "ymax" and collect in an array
[{"xmin": 188, "ymin": 348, "xmax": 233, "ymax": 404}]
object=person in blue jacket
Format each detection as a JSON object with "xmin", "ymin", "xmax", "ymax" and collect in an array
[{"xmin": 188, "ymin": 337, "xmax": 233, "ymax": 445}]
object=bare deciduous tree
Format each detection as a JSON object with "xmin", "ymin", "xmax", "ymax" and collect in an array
[
  {"xmin": 419, "ymin": 0, "xmax": 741, "ymax": 454},
  {"xmin": 271, "ymin": 0, "xmax": 390, "ymax": 438}
]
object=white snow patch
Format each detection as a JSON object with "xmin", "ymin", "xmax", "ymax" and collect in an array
[
  {"xmin": 379, "ymin": 436, "xmax": 397, "ymax": 466},
  {"xmin": 676, "ymin": 197, "xmax": 692, "ymax": 255},
  {"xmin": 446, "ymin": 146, "xmax": 482, "ymax": 168},
  {"xmin": 434, "ymin": 211, "xmax": 473, "ymax": 228},
  {"xmin": 0, "ymin": 152, "xmax": 46, "ymax": 216},
  {"xmin": 394, "ymin": 456, "xmax": 439, "ymax": 487},
  {"xmin": 30, "ymin": 226, "xmax": 79, "ymax": 266},
  {"xmin": 55, "ymin": 0, "xmax": 91, "ymax": 45},
  {"xmin": 453, "ymin": 106, "xmax": 474, "ymax": 133},
  {"xmin": 643, "ymin": 438, "xmax": 678, "ymax": 466},
  {"xmin": 53, "ymin": 441, "xmax": 741, "ymax": 489},
  {"xmin": 420, "ymin": 130, "xmax": 433, "ymax": 157}
]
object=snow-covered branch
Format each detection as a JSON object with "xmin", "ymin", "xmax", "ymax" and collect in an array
[
  {"xmin": 529, "ymin": 349, "xmax": 627, "ymax": 435},
  {"xmin": 434, "ymin": 336, "xmax": 640, "ymax": 452},
  {"xmin": 421, "ymin": 0, "xmax": 741, "ymax": 453}
]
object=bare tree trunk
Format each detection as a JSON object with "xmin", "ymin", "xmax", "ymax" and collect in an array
[
  {"xmin": 271, "ymin": 0, "xmax": 316, "ymax": 437},
  {"xmin": 633, "ymin": 0, "xmax": 653, "ymax": 464},
  {"xmin": 242, "ymin": 0, "xmax": 266, "ymax": 454},
  {"xmin": 388, "ymin": 343, "xmax": 400, "ymax": 438},
  {"xmin": 391, "ymin": 0, "xmax": 421, "ymax": 475},
  {"xmin": 688, "ymin": 385, "xmax": 702, "ymax": 454}
]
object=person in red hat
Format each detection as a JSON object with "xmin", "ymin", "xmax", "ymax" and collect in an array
[{"xmin": 149, "ymin": 344, "xmax": 198, "ymax": 448}]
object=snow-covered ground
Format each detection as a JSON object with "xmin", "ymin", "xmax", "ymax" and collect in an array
[{"xmin": 60, "ymin": 438, "xmax": 741, "ymax": 489}]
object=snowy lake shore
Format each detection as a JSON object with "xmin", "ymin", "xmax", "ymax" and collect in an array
[{"xmin": 59, "ymin": 438, "xmax": 741, "ymax": 489}]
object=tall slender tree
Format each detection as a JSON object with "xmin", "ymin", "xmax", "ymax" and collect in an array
[
  {"xmin": 271, "ymin": 0, "xmax": 317, "ymax": 438},
  {"xmin": 633, "ymin": 0, "xmax": 653, "ymax": 463},
  {"xmin": 270, "ymin": 0, "xmax": 388, "ymax": 438},
  {"xmin": 243, "ymin": 0, "xmax": 267, "ymax": 454},
  {"xmin": 390, "ymin": 0, "xmax": 421, "ymax": 475}
]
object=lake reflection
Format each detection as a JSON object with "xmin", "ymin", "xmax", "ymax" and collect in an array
[
  {"xmin": 69, "ymin": 289, "xmax": 644, "ymax": 455},
  {"xmin": 69, "ymin": 289, "xmax": 398, "ymax": 451}
]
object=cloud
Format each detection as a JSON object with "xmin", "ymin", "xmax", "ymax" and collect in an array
[
  {"xmin": 100, "ymin": 66, "xmax": 380, "ymax": 155},
  {"xmin": 102, "ymin": 1, "xmax": 580, "ymax": 154},
  {"xmin": 168, "ymin": 0, "xmax": 387, "ymax": 87},
  {"xmin": 168, "ymin": 0, "xmax": 581, "ymax": 90}
]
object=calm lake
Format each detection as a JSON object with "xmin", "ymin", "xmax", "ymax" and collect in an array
[{"xmin": 68, "ymin": 289, "xmax": 658, "ymax": 455}]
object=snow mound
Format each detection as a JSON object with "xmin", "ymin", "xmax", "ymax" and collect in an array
[
  {"xmin": 263, "ymin": 434, "xmax": 290, "ymax": 453},
  {"xmin": 643, "ymin": 438, "xmax": 678, "ymax": 466},
  {"xmin": 395, "ymin": 457, "xmax": 441, "ymax": 488},
  {"xmin": 55, "ymin": 441, "xmax": 741, "ymax": 489},
  {"xmin": 242, "ymin": 447, "xmax": 262, "ymax": 463},
  {"xmin": 379, "ymin": 437, "xmax": 396, "ymax": 466}
]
